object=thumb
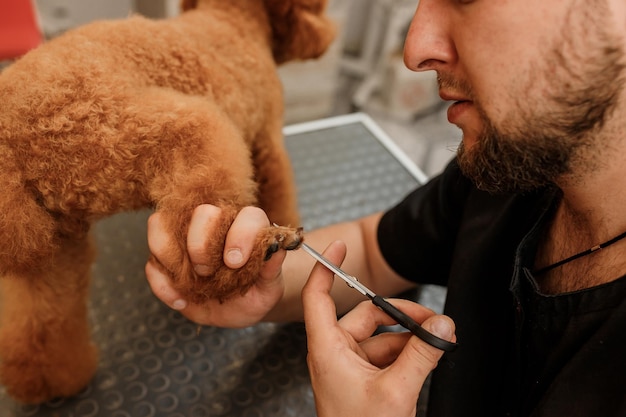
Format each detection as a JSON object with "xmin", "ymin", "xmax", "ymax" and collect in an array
[{"xmin": 385, "ymin": 315, "xmax": 455, "ymax": 393}]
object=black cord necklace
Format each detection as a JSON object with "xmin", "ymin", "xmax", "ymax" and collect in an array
[{"xmin": 534, "ymin": 230, "xmax": 626, "ymax": 275}]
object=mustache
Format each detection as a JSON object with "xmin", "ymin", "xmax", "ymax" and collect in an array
[
  {"xmin": 436, "ymin": 73, "xmax": 475, "ymax": 100},
  {"xmin": 437, "ymin": 72, "xmax": 490, "ymax": 122}
]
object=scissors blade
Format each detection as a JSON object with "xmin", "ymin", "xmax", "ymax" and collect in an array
[{"xmin": 301, "ymin": 243, "xmax": 375, "ymax": 298}]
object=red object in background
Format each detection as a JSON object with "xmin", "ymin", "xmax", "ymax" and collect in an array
[{"xmin": 0, "ymin": 0, "xmax": 43, "ymax": 61}]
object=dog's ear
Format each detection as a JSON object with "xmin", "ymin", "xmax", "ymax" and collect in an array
[
  {"xmin": 264, "ymin": 0, "xmax": 337, "ymax": 64},
  {"xmin": 180, "ymin": 0, "xmax": 198, "ymax": 12}
]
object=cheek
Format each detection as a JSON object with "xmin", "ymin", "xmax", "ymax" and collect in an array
[
  {"xmin": 455, "ymin": 30, "xmax": 535, "ymax": 121},
  {"xmin": 465, "ymin": 66, "xmax": 523, "ymax": 131}
]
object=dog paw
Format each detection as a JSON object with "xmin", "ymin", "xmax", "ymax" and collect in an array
[
  {"xmin": 202, "ymin": 223, "xmax": 303, "ymax": 302},
  {"xmin": 0, "ymin": 339, "xmax": 98, "ymax": 404},
  {"xmin": 166, "ymin": 220, "xmax": 304, "ymax": 303},
  {"xmin": 263, "ymin": 224, "xmax": 304, "ymax": 260}
]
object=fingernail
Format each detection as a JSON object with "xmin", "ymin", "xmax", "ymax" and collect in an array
[
  {"xmin": 429, "ymin": 317, "xmax": 453, "ymax": 340},
  {"xmin": 194, "ymin": 264, "xmax": 211, "ymax": 276},
  {"xmin": 172, "ymin": 299, "xmax": 187, "ymax": 310},
  {"xmin": 226, "ymin": 249, "xmax": 243, "ymax": 266}
]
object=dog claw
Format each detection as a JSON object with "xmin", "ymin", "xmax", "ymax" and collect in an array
[
  {"xmin": 284, "ymin": 238, "xmax": 302, "ymax": 251},
  {"xmin": 264, "ymin": 242, "xmax": 280, "ymax": 260},
  {"xmin": 263, "ymin": 225, "xmax": 304, "ymax": 260}
]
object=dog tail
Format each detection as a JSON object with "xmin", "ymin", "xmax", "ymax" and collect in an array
[
  {"xmin": 262, "ymin": 0, "xmax": 337, "ymax": 64},
  {"xmin": 0, "ymin": 145, "xmax": 58, "ymax": 274}
]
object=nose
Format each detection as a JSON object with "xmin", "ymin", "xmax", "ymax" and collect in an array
[{"xmin": 403, "ymin": 0, "xmax": 455, "ymax": 72}]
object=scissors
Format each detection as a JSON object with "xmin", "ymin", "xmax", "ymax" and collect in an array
[{"xmin": 301, "ymin": 242, "xmax": 458, "ymax": 352}]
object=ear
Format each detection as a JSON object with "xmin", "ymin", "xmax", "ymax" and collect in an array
[
  {"xmin": 180, "ymin": 0, "xmax": 198, "ymax": 12},
  {"xmin": 264, "ymin": 0, "xmax": 337, "ymax": 64}
]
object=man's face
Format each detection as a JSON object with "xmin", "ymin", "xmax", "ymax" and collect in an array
[{"xmin": 404, "ymin": 0, "xmax": 625, "ymax": 193}]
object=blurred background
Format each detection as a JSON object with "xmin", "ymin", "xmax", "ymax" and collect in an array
[{"xmin": 2, "ymin": 0, "xmax": 461, "ymax": 178}]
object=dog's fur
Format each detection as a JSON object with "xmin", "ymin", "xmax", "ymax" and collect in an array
[{"xmin": 0, "ymin": 0, "xmax": 335, "ymax": 404}]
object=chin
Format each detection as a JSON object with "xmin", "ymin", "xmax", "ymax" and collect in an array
[{"xmin": 460, "ymin": 131, "xmax": 479, "ymax": 150}]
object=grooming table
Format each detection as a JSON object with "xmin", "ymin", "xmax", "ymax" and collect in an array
[{"xmin": 0, "ymin": 113, "xmax": 427, "ymax": 417}]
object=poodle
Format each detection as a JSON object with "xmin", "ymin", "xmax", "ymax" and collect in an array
[{"xmin": 0, "ymin": 0, "xmax": 335, "ymax": 404}]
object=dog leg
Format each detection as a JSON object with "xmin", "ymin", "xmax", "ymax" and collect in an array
[
  {"xmin": 0, "ymin": 146, "xmax": 58, "ymax": 274},
  {"xmin": 145, "ymin": 114, "xmax": 303, "ymax": 302},
  {"xmin": 150, "ymin": 205, "xmax": 303, "ymax": 303},
  {"xmin": 250, "ymin": 126, "xmax": 301, "ymax": 227},
  {"xmin": 151, "ymin": 167, "xmax": 304, "ymax": 303},
  {"xmin": 0, "ymin": 235, "xmax": 98, "ymax": 404}
]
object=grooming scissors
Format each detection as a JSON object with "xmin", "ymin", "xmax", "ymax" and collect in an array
[{"xmin": 301, "ymin": 242, "xmax": 458, "ymax": 352}]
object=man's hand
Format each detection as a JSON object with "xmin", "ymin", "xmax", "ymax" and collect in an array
[
  {"xmin": 302, "ymin": 241, "xmax": 456, "ymax": 417},
  {"xmin": 145, "ymin": 205, "xmax": 286, "ymax": 327}
]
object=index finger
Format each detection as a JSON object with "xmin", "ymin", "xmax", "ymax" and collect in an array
[
  {"xmin": 147, "ymin": 211, "xmax": 176, "ymax": 272},
  {"xmin": 186, "ymin": 204, "xmax": 222, "ymax": 274},
  {"xmin": 187, "ymin": 205, "xmax": 270, "ymax": 271}
]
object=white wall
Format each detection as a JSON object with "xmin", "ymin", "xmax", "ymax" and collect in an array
[{"xmin": 35, "ymin": 0, "xmax": 133, "ymax": 37}]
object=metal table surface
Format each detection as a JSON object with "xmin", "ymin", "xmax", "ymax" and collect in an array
[{"xmin": 0, "ymin": 113, "xmax": 426, "ymax": 417}]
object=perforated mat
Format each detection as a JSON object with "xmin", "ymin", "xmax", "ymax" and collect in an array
[{"xmin": 0, "ymin": 113, "xmax": 425, "ymax": 417}]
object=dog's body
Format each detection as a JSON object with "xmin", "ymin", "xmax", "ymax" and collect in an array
[{"xmin": 0, "ymin": 0, "xmax": 334, "ymax": 403}]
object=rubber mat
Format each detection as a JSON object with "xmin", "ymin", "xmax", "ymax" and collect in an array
[{"xmin": 0, "ymin": 113, "xmax": 425, "ymax": 417}]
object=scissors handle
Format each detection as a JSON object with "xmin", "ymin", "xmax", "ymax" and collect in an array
[
  {"xmin": 371, "ymin": 296, "xmax": 458, "ymax": 352},
  {"xmin": 300, "ymin": 242, "xmax": 457, "ymax": 352}
]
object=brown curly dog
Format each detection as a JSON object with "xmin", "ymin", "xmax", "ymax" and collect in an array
[{"xmin": 0, "ymin": 0, "xmax": 335, "ymax": 404}]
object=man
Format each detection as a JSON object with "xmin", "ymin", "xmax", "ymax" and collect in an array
[{"xmin": 145, "ymin": 0, "xmax": 626, "ymax": 415}]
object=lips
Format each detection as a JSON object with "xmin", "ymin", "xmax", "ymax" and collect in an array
[
  {"xmin": 440, "ymin": 90, "xmax": 469, "ymax": 101},
  {"xmin": 447, "ymin": 100, "xmax": 471, "ymax": 124},
  {"xmin": 438, "ymin": 88, "xmax": 474, "ymax": 124}
]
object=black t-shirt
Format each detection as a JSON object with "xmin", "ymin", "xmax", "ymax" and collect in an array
[{"xmin": 377, "ymin": 158, "xmax": 626, "ymax": 417}]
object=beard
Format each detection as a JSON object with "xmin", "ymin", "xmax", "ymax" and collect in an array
[{"xmin": 453, "ymin": 4, "xmax": 625, "ymax": 194}]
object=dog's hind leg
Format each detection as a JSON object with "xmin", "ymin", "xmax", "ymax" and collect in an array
[{"xmin": 0, "ymin": 235, "xmax": 98, "ymax": 404}]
